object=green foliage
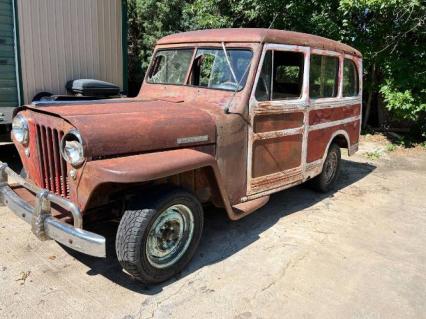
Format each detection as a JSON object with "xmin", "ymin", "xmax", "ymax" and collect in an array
[
  {"xmin": 380, "ymin": 84, "xmax": 426, "ymax": 122},
  {"xmin": 127, "ymin": 0, "xmax": 188, "ymax": 80},
  {"xmin": 380, "ymin": 82, "xmax": 426, "ymax": 138},
  {"xmin": 365, "ymin": 149, "xmax": 383, "ymax": 160},
  {"xmin": 385, "ymin": 143, "xmax": 397, "ymax": 152}
]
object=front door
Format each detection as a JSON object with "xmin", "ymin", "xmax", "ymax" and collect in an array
[{"xmin": 247, "ymin": 44, "xmax": 309, "ymax": 196}]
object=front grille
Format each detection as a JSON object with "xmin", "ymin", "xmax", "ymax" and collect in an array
[{"xmin": 36, "ymin": 124, "xmax": 69, "ymax": 197}]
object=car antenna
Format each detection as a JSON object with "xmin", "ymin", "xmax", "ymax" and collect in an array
[{"xmin": 224, "ymin": 14, "xmax": 279, "ymax": 115}]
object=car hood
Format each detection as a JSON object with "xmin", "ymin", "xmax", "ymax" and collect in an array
[{"xmin": 29, "ymin": 99, "xmax": 217, "ymax": 158}]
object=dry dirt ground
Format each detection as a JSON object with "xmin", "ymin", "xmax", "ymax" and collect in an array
[{"xmin": 0, "ymin": 136, "xmax": 425, "ymax": 319}]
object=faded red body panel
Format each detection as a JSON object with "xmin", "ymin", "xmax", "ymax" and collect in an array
[
  {"xmin": 309, "ymin": 104, "xmax": 361, "ymax": 125},
  {"xmin": 78, "ymin": 148, "xmax": 244, "ymax": 220},
  {"xmin": 252, "ymin": 135, "xmax": 302, "ymax": 177},
  {"xmin": 254, "ymin": 112, "xmax": 304, "ymax": 133},
  {"xmin": 307, "ymin": 120, "xmax": 360, "ymax": 163},
  {"xmin": 26, "ymin": 101, "xmax": 216, "ymax": 159}
]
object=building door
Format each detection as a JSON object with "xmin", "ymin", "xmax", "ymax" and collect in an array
[
  {"xmin": 0, "ymin": 0, "xmax": 20, "ymax": 127},
  {"xmin": 247, "ymin": 44, "xmax": 309, "ymax": 196}
]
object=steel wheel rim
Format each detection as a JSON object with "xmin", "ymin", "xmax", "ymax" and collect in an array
[
  {"xmin": 324, "ymin": 152, "xmax": 338, "ymax": 184},
  {"xmin": 146, "ymin": 204, "xmax": 194, "ymax": 269}
]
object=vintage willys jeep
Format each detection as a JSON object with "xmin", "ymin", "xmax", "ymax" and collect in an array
[{"xmin": 0, "ymin": 29, "xmax": 362, "ymax": 284}]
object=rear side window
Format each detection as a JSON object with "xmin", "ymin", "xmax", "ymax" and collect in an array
[
  {"xmin": 309, "ymin": 55, "xmax": 339, "ymax": 98},
  {"xmin": 343, "ymin": 59, "xmax": 359, "ymax": 96}
]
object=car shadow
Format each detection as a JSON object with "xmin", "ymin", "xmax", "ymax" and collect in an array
[{"xmin": 58, "ymin": 158, "xmax": 376, "ymax": 295}]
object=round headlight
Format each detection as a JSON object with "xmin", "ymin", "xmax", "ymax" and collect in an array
[
  {"xmin": 12, "ymin": 114, "xmax": 29, "ymax": 145},
  {"xmin": 61, "ymin": 130, "xmax": 85, "ymax": 167}
]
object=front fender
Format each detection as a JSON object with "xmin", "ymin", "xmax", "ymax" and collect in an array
[{"xmin": 77, "ymin": 149, "xmax": 234, "ymax": 216}]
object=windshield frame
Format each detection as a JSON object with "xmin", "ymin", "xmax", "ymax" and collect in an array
[{"xmin": 146, "ymin": 46, "xmax": 254, "ymax": 93}]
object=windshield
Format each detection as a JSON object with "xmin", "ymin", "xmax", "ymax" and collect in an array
[{"xmin": 147, "ymin": 48, "xmax": 253, "ymax": 91}]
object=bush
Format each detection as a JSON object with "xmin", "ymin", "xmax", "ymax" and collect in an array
[{"xmin": 380, "ymin": 83, "xmax": 426, "ymax": 140}]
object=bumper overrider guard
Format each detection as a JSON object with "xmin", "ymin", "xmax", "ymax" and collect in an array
[{"xmin": 0, "ymin": 162, "xmax": 106, "ymax": 257}]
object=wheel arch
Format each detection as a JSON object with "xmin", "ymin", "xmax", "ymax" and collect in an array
[{"xmin": 322, "ymin": 129, "xmax": 351, "ymax": 162}]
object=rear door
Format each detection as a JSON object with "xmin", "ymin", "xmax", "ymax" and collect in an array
[
  {"xmin": 0, "ymin": 0, "xmax": 20, "ymax": 126},
  {"xmin": 247, "ymin": 44, "xmax": 309, "ymax": 196}
]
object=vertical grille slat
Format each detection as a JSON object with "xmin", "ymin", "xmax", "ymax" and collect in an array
[
  {"xmin": 36, "ymin": 124, "xmax": 69, "ymax": 198},
  {"xmin": 46, "ymin": 128, "xmax": 55, "ymax": 193},
  {"xmin": 40, "ymin": 126, "xmax": 49, "ymax": 189},
  {"xmin": 52, "ymin": 129, "xmax": 61, "ymax": 195},
  {"xmin": 36, "ymin": 125, "xmax": 46, "ymax": 188},
  {"xmin": 59, "ymin": 131, "xmax": 68, "ymax": 197}
]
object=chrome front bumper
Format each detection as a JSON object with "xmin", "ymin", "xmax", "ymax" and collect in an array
[{"xmin": 0, "ymin": 161, "xmax": 106, "ymax": 257}]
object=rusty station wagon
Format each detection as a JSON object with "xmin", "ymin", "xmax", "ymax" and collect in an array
[{"xmin": 0, "ymin": 29, "xmax": 362, "ymax": 284}]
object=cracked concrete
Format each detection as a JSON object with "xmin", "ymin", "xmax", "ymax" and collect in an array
[{"xmin": 0, "ymin": 140, "xmax": 425, "ymax": 319}]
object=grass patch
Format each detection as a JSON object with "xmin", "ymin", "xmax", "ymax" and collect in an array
[
  {"xmin": 385, "ymin": 143, "xmax": 397, "ymax": 152},
  {"xmin": 365, "ymin": 150, "xmax": 383, "ymax": 160}
]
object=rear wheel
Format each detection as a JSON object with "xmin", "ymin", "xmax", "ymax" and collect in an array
[
  {"xmin": 115, "ymin": 187, "xmax": 203, "ymax": 284},
  {"xmin": 309, "ymin": 143, "xmax": 341, "ymax": 192}
]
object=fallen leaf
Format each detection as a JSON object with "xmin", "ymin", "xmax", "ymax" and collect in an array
[{"xmin": 16, "ymin": 271, "xmax": 31, "ymax": 285}]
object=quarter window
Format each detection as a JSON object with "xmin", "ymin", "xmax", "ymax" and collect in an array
[
  {"xmin": 309, "ymin": 55, "xmax": 339, "ymax": 98},
  {"xmin": 254, "ymin": 50, "xmax": 304, "ymax": 101},
  {"xmin": 343, "ymin": 59, "xmax": 359, "ymax": 96}
]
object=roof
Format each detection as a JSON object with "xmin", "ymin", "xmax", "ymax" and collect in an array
[{"xmin": 157, "ymin": 28, "xmax": 361, "ymax": 57}]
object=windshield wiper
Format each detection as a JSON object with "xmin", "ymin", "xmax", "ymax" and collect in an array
[{"xmin": 221, "ymin": 42, "xmax": 252, "ymax": 114}]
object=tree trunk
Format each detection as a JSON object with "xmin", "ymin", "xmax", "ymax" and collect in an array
[
  {"xmin": 363, "ymin": 63, "xmax": 376, "ymax": 129},
  {"xmin": 377, "ymin": 93, "xmax": 385, "ymax": 127}
]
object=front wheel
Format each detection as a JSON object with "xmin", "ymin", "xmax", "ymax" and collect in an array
[
  {"xmin": 115, "ymin": 187, "xmax": 204, "ymax": 284},
  {"xmin": 309, "ymin": 143, "xmax": 341, "ymax": 192}
]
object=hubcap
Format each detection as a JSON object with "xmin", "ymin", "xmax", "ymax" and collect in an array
[
  {"xmin": 324, "ymin": 152, "xmax": 338, "ymax": 184},
  {"xmin": 146, "ymin": 204, "xmax": 194, "ymax": 269}
]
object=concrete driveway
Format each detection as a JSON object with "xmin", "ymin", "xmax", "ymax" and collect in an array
[{"xmin": 1, "ymin": 139, "xmax": 425, "ymax": 319}]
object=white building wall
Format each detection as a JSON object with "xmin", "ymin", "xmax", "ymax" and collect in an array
[{"xmin": 17, "ymin": 0, "xmax": 123, "ymax": 104}]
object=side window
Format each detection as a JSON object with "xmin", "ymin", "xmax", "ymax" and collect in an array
[
  {"xmin": 255, "ymin": 50, "xmax": 304, "ymax": 101},
  {"xmin": 273, "ymin": 51, "xmax": 304, "ymax": 100},
  {"xmin": 309, "ymin": 55, "xmax": 339, "ymax": 98},
  {"xmin": 255, "ymin": 51, "xmax": 272, "ymax": 101},
  {"xmin": 343, "ymin": 59, "xmax": 359, "ymax": 97}
]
